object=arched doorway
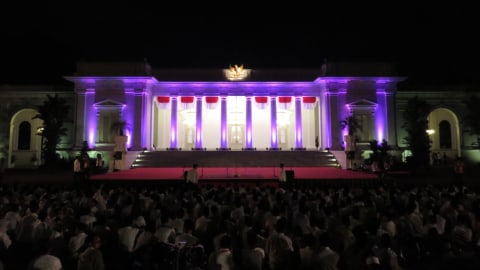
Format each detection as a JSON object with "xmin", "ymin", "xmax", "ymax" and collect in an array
[
  {"xmin": 427, "ymin": 108, "xmax": 461, "ymax": 163},
  {"xmin": 9, "ymin": 109, "xmax": 43, "ymax": 168}
]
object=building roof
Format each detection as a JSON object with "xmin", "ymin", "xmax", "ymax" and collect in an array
[{"xmin": 70, "ymin": 61, "xmax": 402, "ymax": 83}]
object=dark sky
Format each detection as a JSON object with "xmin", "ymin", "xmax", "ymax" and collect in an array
[{"xmin": 1, "ymin": 3, "xmax": 478, "ymax": 85}]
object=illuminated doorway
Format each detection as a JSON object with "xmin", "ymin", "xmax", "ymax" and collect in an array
[{"xmin": 228, "ymin": 124, "xmax": 245, "ymax": 149}]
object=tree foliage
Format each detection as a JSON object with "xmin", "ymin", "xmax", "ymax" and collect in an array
[
  {"xmin": 33, "ymin": 94, "xmax": 71, "ymax": 169},
  {"xmin": 110, "ymin": 120, "xmax": 128, "ymax": 137},
  {"xmin": 401, "ymin": 96, "xmax": 432, "ymax": 170},
  {"xmin": 368, "ymin": 139, "xmax": 391, "ymax": 167},
  {"xmin": 339, "ymin": 115, "xmax": 362, "ymax": 136},
  {"xmin": 463, "ymin": 95, "xmax": 480, "ymax": 148}
]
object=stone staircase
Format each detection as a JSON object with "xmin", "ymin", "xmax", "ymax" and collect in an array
[{"xmin": 130, "ymin": 150, "xmax": 340, "ymax": 168}]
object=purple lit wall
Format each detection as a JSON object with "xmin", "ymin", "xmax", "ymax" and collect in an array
[
  {"xmin": 170, "ymin": 97, "xmax": 178, "ymax": 148},
  {"xmin": 125, "ymin": 88, "xmax": 135, "ymax": 149},
  {"xmin": 270, "ymin": 97, "xmax": 278, "ymax": 148},
  {"xmin": 86, "ymin": 91, "xmax": 96, "ymax": 148},
  {"xmin": 295, "ymin": 97, "xmax": 303, "ymax": 148},
  {"xmin": 322, "ymin": 91, "xmax": 332, "ymax": 149},
  {"xmin": 195, "ymin": 97, "xmax": 202, "ymax": 148},
  {"xmin": 245, "ymin": 97, "xmax": 253, "ymax": 148},
  {"xmin": 221, "ymin": 97, "xmax": 228, "ymax": 148},
  {"xmin": 376, "ymin": 90, "xmax": 387, "ymax": 142}
]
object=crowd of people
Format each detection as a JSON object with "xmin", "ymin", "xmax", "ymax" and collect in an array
[{"xmin": 0, "ymin": 178, "xmax": 479, "ymax": 270}]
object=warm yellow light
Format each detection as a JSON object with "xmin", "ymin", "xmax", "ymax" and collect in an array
[
  {"xmin": 224, "ymin": 64, "xmax": 251, "ymax": 81},
  {"xmin": 426, "ymin": 129, "xmax": 435, "ymax": 135}
]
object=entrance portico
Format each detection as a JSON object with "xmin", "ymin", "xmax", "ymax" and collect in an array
[{"xmin": 65, "ymin": 62, "xmax": 402, "ymax": 171}]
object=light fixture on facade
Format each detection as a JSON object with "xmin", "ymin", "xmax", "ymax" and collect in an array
[{"xmin": 426, "ymin": 129, "xmax": 435, "ymax": 135}]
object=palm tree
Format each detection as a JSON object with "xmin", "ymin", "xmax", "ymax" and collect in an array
[
  {"xmin": 463, "ymin": 95, "xmax": 480, "ymax": 149},
  {"xmin": 368, "ymin": 139, "xmax": 392, "ymax": 177},
  {"xmin": 110, "ymin": 120, "xmax": 128, "ymax": 137},
  {"xmin": 340, "ymin": 115, "xmax": 362, "ymax": 137},
  {"xmin": 401, "ymin": 96, "xmax": 432, "ymax": 172},
  {"xmin": 33, "ymin": 94, "xmax": 71, "ymax": 170}
]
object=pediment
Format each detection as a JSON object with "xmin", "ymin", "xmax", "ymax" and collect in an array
[
  {"xmin": 347, "ymin": 99, "xmax": 377, "ymax": 112},
  {"xmin": 94, "ymin": 99, "xmax": 124, "ymax": 107},
  {"xmin": 347, "ymin": 99, "xmax": 377, "ymax": 107}
]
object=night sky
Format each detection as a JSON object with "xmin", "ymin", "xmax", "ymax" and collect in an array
[{"xmin": 1, "ymin": 3, "xmax": 478, "ymax": 85}]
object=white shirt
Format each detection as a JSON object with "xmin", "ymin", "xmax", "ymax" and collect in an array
[
  {"xmin": 32, "ymin": 254, "xmax": 63, "ymax": 270},
  {"xmin": 186, "ymin": 168, "xmax": 198, "ymax": 184},
  {"xmin": 279, "ymin": 169, "xmax": 287, "ymax": 182},
  {"xmin": 69, "ymin": 232, "xmax": 88, "ymax": 258},
  {"xmin": 118, "ymin": 226, "xmax": 140, "ymax": 252},
  {"xmin": 74, "ymin": 158, "xmax": 82, "ymax": 173}
]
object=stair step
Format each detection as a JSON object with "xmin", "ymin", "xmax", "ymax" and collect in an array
[{"xmin": 131, "ymin": 150, "xmax": 340, "ymax": 168}]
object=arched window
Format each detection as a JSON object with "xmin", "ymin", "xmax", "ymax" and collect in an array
[
  {"xmin": 439, "ymin": 120, "xmax": 452, "ymax": 149},
  {"xmin": 18, "ymin": 121, "xmax": 31, "ymax": 150}
]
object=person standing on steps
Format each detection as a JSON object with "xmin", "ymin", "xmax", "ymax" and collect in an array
[
  {"xmin": 278, "ymin": 163, "xmax": 287, "ymax": 188},
  {"xmin": 185, "ymin": 163, "xmax": 199, "ymax": 188}
]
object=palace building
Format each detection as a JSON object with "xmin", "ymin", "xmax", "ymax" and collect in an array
[{"xmin": 1, "ymin": 61, "xmax": 478, "ymax": 169}]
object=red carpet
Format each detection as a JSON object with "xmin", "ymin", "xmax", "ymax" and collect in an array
[{"xmin": 90, "ymin": 166, "xmax": 378, "ymax": 182}]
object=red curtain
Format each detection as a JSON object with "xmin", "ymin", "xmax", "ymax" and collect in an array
[
  {"xmin": 278, "ymin": 96, "xmax": 292, "ymax": 103},
  {"xmin": 255, "ymin": 96, "xmax": 268, "ymax": 103},
  {"xmin": 157, "ymin": 96, "xmax": 170, "ymax": 103},
  {"xmin": 180, "ymin": 96, "xmax": 195, "ymax": 103},
  {"xmin": 205, "ymin": 96, "xmax": 219, "ymax": 103},
  {"xmin": 303, "ymin": 96, "xmax": 316, "ymax": 103}
]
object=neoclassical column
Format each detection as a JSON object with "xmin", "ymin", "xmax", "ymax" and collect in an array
[
  {"xmin": 170, "ymin": 96, "xmax": 178, "ymax": 149},
  {"xmin": 245, "ymin": 96, "xmax": 253, "ymax": 149},
  {"xmin": 375, "ymin": 87, "xmax": 387, "ymax": 143},
  {"xmin": 220, "ymin": 96, "xmax": 228, "ymax": 149},
  {"xmin": 77, "ymin": 88, "xmax": 96, "ymax": 148},
  {"xmin": 295, "ymin": 96, "xmax": 303, "ymax": 149},
  {"xmin": 195, "ymin": 96, "xmax": 203, "ymax": 149},
  {"xmin": 129, "ymin": 87, "xmax": 150, "ymax": 150},
  {"xmin": 74, "ymin": 89, "xmax": 87, "ymax": 148},
  {"xmin": 270, "ymin": 96, "xmax": 278, "ymax": 149},
  {"xmin": 384, "ymin": 86, "xmax": 396, "ymax": 145},
  {"xmin": 324, "ymin": 83, "xmax": 345, "ymax": 150}
]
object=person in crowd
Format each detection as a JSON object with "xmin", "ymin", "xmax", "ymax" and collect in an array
[
  {"xmin": 175, "ymin": 219, "xmax": 199, "ymax": 247},
  {"xmin": 453, "ymin": 156, "xmax": 465, "ymax": 186},
  {"xmin": 73, "ymin": 156, "xmax": 83, "ymax": 183},
  {"xmin": 278, "ymin": 163, "xmax": 287, "ymax": 188},
  {"xmin": 76, "ymin": 234, "xmax": 104, "ymax": 270},
  {"xmin": 208, "ymin": 233, "xmax": 235, "ymax": 270},
  {"xmin": 0, "ymin": 157, "xmax": 6, "ymax": 184},
  {"xmin": 154, "ymin": 213, "xmax": 176, "ymax": 245},
  {"xmin": 265, "ymin": 217, "xmax": 294, "ymax": 270},
  {"xmin": 69, "ymin": 222, "xmax": 89, "ymax": 261},
  {"xmin": 118, "ymin": 216, "xmax": 152, "ymax": 253},
  {"xmin": 31, "ymin": 253, "xmax": 63, "ymax": 270},
  {"xmin": 240, "ymin": 228, "xmax": 265, "ymax": 270},
  {"xmin": 95, "ymin": 154, "xmax": 104, "ymax": 174},
  {"xmin": 82, "ymin": 154, "xmax": 91, "ymax": 181}
]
